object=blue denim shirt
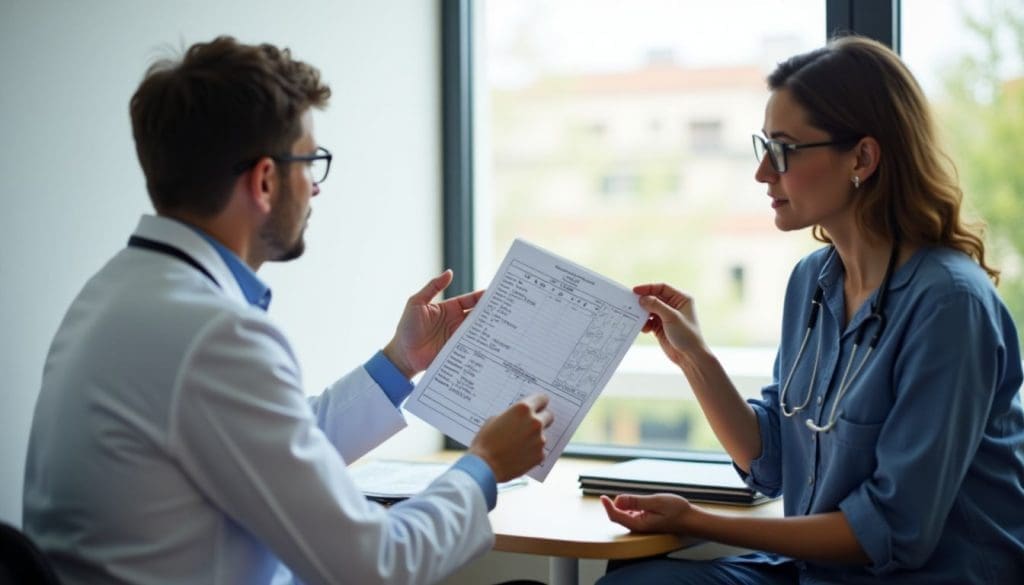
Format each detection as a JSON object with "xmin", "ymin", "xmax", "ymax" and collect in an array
[{"xmin": 744, "ymin": 246, "xmax": 1024, "ymax": 583}]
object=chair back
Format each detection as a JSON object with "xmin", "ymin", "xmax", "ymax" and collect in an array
[{"xmin": 0, "ymin": 523, "xmax": 62, "ymax": 585}]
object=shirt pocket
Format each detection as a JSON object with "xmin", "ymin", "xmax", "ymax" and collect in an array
[
  {"xmin": 829, "ymin": 415, "xmax": 883, "ymax": 448},
  {"xmin": 816, "ymin": 416, "xmax": 884, "ymax": 502}
]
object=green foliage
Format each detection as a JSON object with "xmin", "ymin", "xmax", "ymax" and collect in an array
[{"xmin": 941, "ymin": 0, "xmax": 1024, "ymax": 335}]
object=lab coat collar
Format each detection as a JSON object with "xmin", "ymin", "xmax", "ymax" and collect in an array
[{"xmin": 132, "ymin": 214, "xmax": 249, "ymax": 307}]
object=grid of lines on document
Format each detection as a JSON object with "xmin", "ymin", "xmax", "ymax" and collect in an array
[{"xmin": 416, "ymin": 259, "xmax": 638, "ymax": 441}]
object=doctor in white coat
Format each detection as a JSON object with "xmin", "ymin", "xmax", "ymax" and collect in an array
[{"xmin": 23, "ymin": 36, "xmax": 553, "ymax": 585}]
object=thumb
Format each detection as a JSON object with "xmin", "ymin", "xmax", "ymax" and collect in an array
[{"xmin": 410, "ymin": 269, "xmax": 454, "ymax": 305}]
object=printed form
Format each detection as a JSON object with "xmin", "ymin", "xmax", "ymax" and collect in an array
[{"xmin": 405, "ymin": 239, "xmax": 647, "ymax": 481}]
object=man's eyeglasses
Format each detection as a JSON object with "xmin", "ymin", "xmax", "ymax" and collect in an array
[
  {"xmin": 234, "ymin": 146, "xmax": 333, "ymax": 184},
  {"xmin": 752, "ymin": 134, "xmax": 860, "ymax": 174}
]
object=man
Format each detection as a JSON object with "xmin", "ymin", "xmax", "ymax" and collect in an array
[{"xmin": 23, "ymin": 36, "xmax": 553, "ymax": 585}]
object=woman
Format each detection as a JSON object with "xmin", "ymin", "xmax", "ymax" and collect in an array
[{"xmin": 599, "ymin": 36, "xmax": 1024, "ymax": 584}]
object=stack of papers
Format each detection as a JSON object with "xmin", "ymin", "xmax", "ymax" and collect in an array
[
  {"xmin": 578, "ymin": 458, "xmax": 773, "ymax": 506},
  {"xmin": 350, "ymin": 460, "xmax": 527, "ymax": 504}
]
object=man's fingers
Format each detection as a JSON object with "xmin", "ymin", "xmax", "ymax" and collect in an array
[
  {"xmin": 410, "ymin": 269, "xmax": 454, "ymax": 304},
  {"xmin": 452, "ymin": 288, "xmax": 485, "ymax": 312},
  {"xmin": 537, "ymin": 407, "xmax": 554, "ymax": 429},
  {"xmin": 522, "ymin": 392, "xmax": 550, "ymax": 413}
]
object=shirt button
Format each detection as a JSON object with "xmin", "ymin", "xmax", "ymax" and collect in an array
[
  {"xmin": 817, "ymin": 396, "xmax": 823, "ymax": 405},
  {"xmin": 808, "ymin": 475, "xmax": 814, "ymax": 485}
]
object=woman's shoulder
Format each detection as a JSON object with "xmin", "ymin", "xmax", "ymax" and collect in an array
[{"xmin": 910, "ymin": 246, "xmax": 994, "ymax": 299}]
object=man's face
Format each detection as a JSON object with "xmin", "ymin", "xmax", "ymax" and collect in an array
[{"xmin": 261, "ymin": 110, "xmax": 320, "ymax": 262}]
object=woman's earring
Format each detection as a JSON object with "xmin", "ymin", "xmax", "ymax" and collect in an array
[{"xmin": 852, "ymin": 175, "xmax": 861, "ymax": 188}]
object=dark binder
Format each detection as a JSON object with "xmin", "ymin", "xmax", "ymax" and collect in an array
[{"xmin": 578, "ymin": 458, "xmax": 774, "ymax": 506}]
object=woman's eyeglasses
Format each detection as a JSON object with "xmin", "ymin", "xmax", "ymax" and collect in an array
[{"xmin": 752, "ymin": 134, "xmax": 859, "ymax": 174}]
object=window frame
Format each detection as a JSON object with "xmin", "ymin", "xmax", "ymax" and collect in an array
[{"xmin": 439, "ymin": 0, "xmax": 900, "ymax": 458}]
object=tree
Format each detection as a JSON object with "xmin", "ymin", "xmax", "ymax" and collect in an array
[{"xmin": 940, "ymin": 0, "xmax": 1024, "ymax": 335}]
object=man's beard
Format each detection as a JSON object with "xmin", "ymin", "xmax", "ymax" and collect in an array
[{"xmin": 260, "ymin": 181, "xmax": 307, "ymax": 262}]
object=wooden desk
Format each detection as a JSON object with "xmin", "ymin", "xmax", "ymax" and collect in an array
[{"xmin": 489, "ymin": 457, "xmax": 783, "ymax": 585}]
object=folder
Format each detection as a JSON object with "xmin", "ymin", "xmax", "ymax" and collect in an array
[{"xmin": 578, "ymin": 458, "xmax": 773, "ymax": 506}]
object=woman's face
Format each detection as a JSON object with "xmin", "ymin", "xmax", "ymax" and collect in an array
[{"xmin": 755, "ymin": 87, "xmax": 858, "ymax": 235}]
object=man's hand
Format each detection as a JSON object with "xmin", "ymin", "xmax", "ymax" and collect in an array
[
  {"xmin": 383, "ymin": 270, "xmax": 484, "ymax": 378},
  {"xmin": 469, "ymin": 393, "xmax": 554, "ymax": 482}
]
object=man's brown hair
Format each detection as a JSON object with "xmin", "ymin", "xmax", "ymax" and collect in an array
[{"xmin": 130, "ymin": 36, "xmax": 331, "ymax": 216}]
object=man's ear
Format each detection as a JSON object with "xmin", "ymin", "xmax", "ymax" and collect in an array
[
  {"xmin": 852, "ymin": 136, "xmax": 881, "ymax": 183},
  {"xmin": 245, "ymin": 157, "xmax": 277, "ymax": 215}
]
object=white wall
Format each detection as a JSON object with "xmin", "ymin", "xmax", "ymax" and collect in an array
[{"xmin": 0, "ymin": 0, "xmax": 446, "ymax": 525}]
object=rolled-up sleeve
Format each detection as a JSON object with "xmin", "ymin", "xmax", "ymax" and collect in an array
[
  {"xmin": 742, "ymin": 392, "xmax": 784, "ymax": 498},
  {"xmin": 735, "ymin": 348, "xmax": 784, "ymax": 497},
  {"xmin": 838, "ymin": 292, "xmax": 1001, "ymax": 574}
]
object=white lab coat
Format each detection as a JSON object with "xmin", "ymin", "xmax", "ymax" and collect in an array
[{"xmin": 23, "ymin": 215, "xmax": 494, "ymax": 585}]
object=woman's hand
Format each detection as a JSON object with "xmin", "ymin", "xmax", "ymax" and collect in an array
[
  {"xmin": 633, "ymin": 283, "xmax": 708, "ymax": 366},
  {"xmin": 600, "ymin": 493, "xmax": 694, "ymax": 534}
]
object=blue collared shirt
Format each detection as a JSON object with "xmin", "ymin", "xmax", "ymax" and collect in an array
[
  {"xmin": 191, "ymin": 229, "xmax": 272, "ymax": 311},
  {"xmin": 743, "ymin": 246, "xmax": 1024, "ymax": 582}
]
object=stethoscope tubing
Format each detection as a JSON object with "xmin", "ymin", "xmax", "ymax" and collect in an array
[{"xmin": 778, "ymin": 244, "xmax": 899, "ymax": 433}]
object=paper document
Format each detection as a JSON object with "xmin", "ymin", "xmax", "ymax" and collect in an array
[
  {"xmin": 405, "ymin": 239, "xmax": 647, "ymax": 480},
  {"xmin": 349, "ymin": 460, "xmax": 527, "ymax": 503}
]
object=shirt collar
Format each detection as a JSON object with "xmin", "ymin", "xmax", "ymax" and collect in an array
[
  {"xmin": 817, "ymin": 245, "xmax": 928, "ymax": 293},
  {"xmin": 189, "ymin": 228, "xmax": 272, "ymax": 311}
]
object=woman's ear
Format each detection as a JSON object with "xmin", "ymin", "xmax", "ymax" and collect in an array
[{"xmin": 852, "ymin": 136, "xmax": 881, "ymax": 184}]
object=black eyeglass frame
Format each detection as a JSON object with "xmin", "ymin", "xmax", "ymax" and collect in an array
[
  {"xmin": 233, "ymin": 146, "xmax": 333, "ymax": 184},
  {"xmin": 752, "ymin": 134, "xmax": 861, "ymax": 174}
]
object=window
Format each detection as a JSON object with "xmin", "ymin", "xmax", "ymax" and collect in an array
[
  {"xmin": 901, "ymin": 0, "xmax": 1024, "ymax": 339},
  {"xmin": 689, "ymin": 119, "xmax": 724, "ymax": 154},
  {"xmin": 465, "ymin": 0, "xmax": 826, "ymax": 456},
  {"xmin": 444, "ymin": 1, "xmax": 914, "ymax": 457}
]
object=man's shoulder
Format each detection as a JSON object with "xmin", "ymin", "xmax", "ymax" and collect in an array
[{"xmin": 65, "ymin": 248, "xmax": 279, "ymax": 358}]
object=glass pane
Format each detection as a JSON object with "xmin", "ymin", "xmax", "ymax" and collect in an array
[
  {"xmin": 474, "ymin": 0, "xmax": 826, "ymax": 453},
  {"xmin": 901, "ymin": 0, "xmax": 1024, "ymax": 340}
]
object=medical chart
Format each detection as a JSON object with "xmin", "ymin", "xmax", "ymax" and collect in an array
[{"xmin": 404, "ymin": 239, "xmax": 646, "ymax": 481}]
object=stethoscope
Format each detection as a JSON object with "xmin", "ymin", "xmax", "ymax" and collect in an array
[{"xmin": 778, "ymin": 243, "xmax": 899, "ymax": 433}]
